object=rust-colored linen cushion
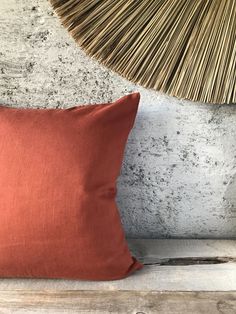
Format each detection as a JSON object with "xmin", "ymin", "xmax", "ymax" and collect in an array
[{"xmin": 0, "ymin": 93, "xmax": 142, "ymax": 281}]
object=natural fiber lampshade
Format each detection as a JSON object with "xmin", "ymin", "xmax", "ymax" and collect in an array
[{"xmin": 50, "ymin": 0, "xmax": 236, "ymax": 104}]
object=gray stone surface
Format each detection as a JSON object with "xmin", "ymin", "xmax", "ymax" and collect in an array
[{"xmin": 0, "ymin": 0, "xmax": 236, "ymax": 238}]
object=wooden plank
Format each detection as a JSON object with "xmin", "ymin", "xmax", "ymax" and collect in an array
[
  {"xmin": 2, "ymin": 263, "xmax": 235, "ymax": 291},
  {"xmin": 0, "ymin": 290, "xmax": 235, "ymax": 314},
  {"xmin": 0, "ymin": 240, "xmax": 235, "ymax": 291},
  {"xmin": 128, "ymin": 239, "xmax": 236, "ymax": 263}
]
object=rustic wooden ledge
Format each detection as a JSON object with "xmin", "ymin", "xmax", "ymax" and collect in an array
[
  {"xmin": 0, "ymin": 290, "xmax": 235, "ymax": 314},
  {"xmin": 0, "ymin": 240, "xmax": 235, "ymax": 313}
]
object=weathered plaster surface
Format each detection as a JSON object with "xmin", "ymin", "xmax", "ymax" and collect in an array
[{"xmin": 0, "ymin": 0, "xmax": 236, "ymax": 238}]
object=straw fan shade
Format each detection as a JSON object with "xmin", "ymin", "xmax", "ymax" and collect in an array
[{"xmin": 50, "ymin": 0, "xmax": 236, "ymax": 104}]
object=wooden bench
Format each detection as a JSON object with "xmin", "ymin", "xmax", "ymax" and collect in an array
[{"xmin": 0, "ymin": 239, "xmax": 235, "ymax": 313}]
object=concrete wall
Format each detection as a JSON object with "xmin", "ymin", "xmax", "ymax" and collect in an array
[{"xmin": 1, "ymin": 0, "xmax": 236, "ymax": 238}]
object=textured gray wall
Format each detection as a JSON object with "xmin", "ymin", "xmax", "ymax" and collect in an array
[{"xmin": 1, "ymin": 0, "xmax": 236, "ymax": 238}]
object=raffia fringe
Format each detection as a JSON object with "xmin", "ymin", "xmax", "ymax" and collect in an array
[{"xmin": 50, "ymin": 0, "xmax": 236, "ymax": 104}]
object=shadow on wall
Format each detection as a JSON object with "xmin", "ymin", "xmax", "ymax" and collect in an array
[{"xmin": 116, "ymin": 103, "xmax": 236, "ymax": 239}]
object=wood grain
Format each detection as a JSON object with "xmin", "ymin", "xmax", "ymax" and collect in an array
[
  {"xmin": 0, "ymin": 290, "xmax": 235, "ymax": 314},
  {"xmin": 128, "ymin": 239, "xmax": 236, "ymax": 264}
]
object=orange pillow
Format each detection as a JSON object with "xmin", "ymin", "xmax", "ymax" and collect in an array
[{"xmin": 0, "ymin": 93, "xmax": 142, "ymax": 281}]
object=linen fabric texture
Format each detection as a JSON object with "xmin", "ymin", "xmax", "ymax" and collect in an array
[{"xmin": 0, "ymin": 92, "xmax": 142, "ymax": 280}]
